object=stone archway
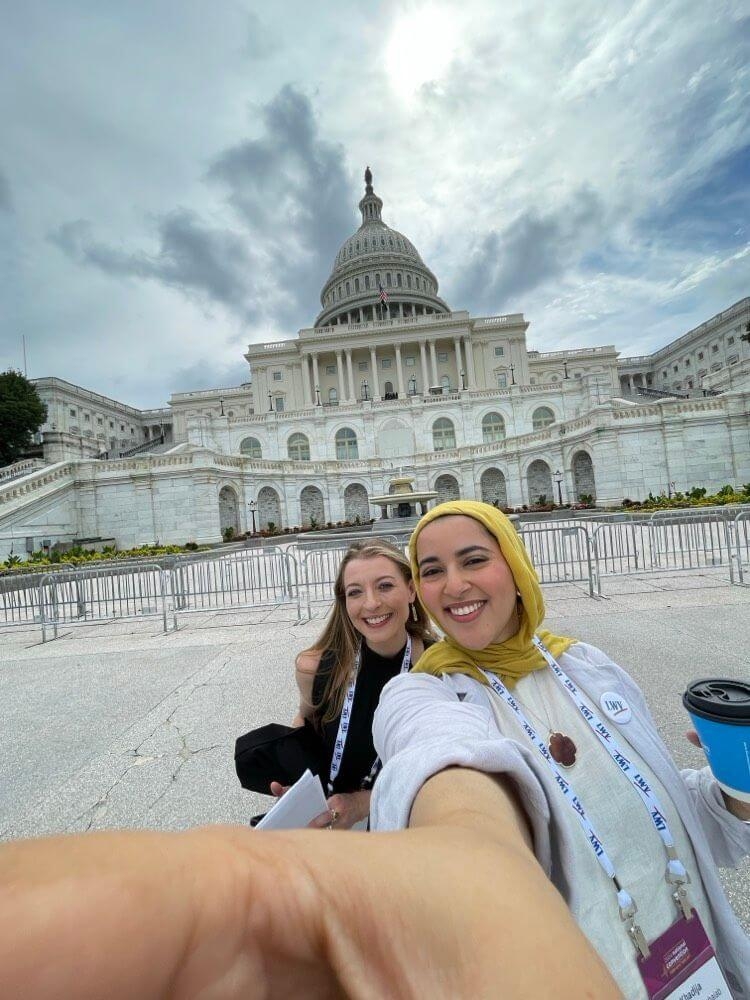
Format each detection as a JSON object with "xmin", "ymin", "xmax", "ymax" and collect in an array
[
  {"xmin": 572, "ymin": 451, "xmax": 596, "ymax": 501},
  {"xmin": 300, "ymin": 485, "xmax": 325, "ymax": 527},
  {"xmin": 435, "ymin": 474, "xmax": 460, "ymax": 504},
  {"xmin": 526, "ymin": 460, "xmax": 553, "ymax": 505},
  {"xmin": 480, "ymin": 467, "xmax": 507, "ymax": 507},
  {"xmin": 344, "ymin": 482, "xmax": 369, "ymax": 523},
  {"xmin": 257, "ymin": 486, "xmax": 281, "ymax": 530},
  {"xmin": 218, "ymin": 486, "xmax": 240, "ymax": 536}
]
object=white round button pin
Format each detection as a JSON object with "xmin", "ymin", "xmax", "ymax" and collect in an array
[{"xmin": 599, "ymin": 691, "xmax": 632, "ymax": 724}]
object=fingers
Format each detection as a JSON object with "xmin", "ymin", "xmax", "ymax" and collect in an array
[
  {"xmin": 685, "ymin": 730, "xmax": 702, "ymax": 749},
  {"xmin": 308, "ymin": 809, "xmax": 334, "ymax": 829},
  {"xmin": 269, "ymin": 782, "xmax": 288, "ymax": 798}
]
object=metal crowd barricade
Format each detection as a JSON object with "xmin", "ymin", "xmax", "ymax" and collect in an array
[
  {"xmin": 519, "ymin": 525, "xmax": 596, "ymax": 597},
  {"xmin": 300, "ymin": 544, "xmax": 356, "ymax": 619},
  {"xmin": 590, "ymin": 519, "xmax": 651, "ymax": 594},
  {"xmin": 168, "ymin": 547, "xmax": 300, "ymax": 622},
  {"xmin": 647, "ymin": 510, "xmax": 733, "ymax": 573},
  {"xmin": 0, "ymin": 572, "xmax": 45, "ymax": 630},
  {"xmin": 729, "ymin": 511, "xmax": 750, "ymax": 585},
  {"xmin": 39, "ymin": 562, "xmax": 171, "ymax": 642}
]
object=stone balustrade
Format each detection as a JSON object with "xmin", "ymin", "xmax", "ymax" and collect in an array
[
  {"xmin": 0, "ymin": 462, "xmax": 76, "ymax": 506},
  {"xmin": 0, "ymin": 458, "xmax": 46, "ymax": 484}
]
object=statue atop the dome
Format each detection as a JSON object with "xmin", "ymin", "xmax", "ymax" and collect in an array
[{"xmin": 364, "ymin": 165, "xmax": 373, "ymax": 194}]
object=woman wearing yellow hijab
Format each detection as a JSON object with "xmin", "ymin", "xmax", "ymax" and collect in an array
[{"xmin": 370, "ymin": 501, "xmax": 750, "ymax": 998}]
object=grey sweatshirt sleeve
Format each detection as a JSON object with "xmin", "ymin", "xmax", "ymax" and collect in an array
[{"xmin": 370, "ymin": 672, "xmax": 556, "ymax": 876}]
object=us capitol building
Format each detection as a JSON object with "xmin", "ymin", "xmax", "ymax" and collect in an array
[{"xmin": 4, "ymin": 169, "xmax": 750, "ymax": 553}]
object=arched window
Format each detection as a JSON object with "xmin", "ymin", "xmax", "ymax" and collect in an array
[
  {"xmin": 239, "ymin": 436, "xmax": 262, "ymax": 459},
  {"xmin": 287, "ymin": 432, "xmax": 310, "ymax": 461},
  {"xmin": 432, "ymin": 417, "xmax": 456, "ymax": 451},
  {"xmin": 532, "ymin": 406, "xmax": 555, "ymax": 431},
  {"xmin": 482, "ymin": 413, "xmax": 506, "ymax": 443},
  {"xmin": 335, "ymin": 427, "xmax": 358, "ymax": 460}
]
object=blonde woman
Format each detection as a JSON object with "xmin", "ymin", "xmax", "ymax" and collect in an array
[{"xmin": 272, "ymin": 539, "xmax": 434, "ymax": 830}]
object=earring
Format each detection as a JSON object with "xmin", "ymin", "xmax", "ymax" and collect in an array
[{"xmin": 410, "ymin": 603, "xmax": 418, "ymax": 621}]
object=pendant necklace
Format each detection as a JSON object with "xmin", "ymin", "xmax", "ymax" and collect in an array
[{"xmin": 525, "ymin": 671, "xmax": 578, "ymax": 768}]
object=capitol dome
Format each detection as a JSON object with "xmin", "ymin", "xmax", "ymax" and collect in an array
[{"xmin": 315, "ymin": 167, "xmax": 450, "ymax": 328}]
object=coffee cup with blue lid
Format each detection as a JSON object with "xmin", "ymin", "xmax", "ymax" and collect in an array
[{"xmin": 683, "ymin": 678, "xmax": 750, "ymax": 803}]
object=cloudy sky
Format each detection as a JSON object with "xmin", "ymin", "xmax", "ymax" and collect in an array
[{"xmin": 1, "ymin": 0, "xmax": 748, "ymax": 407}]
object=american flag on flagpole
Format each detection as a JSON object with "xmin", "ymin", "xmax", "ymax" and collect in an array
[{"xmin": 378, "ymin": 281, "xmax": 389, "ymax": 304}]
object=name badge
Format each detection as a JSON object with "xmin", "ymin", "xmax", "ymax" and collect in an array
[
  {"xmin": 599, "ymin": 691, "xmax": 632, "ymax": 724},
  {"xmin": 638, "ymin": 910, "xmax": 732, "ymax": 999}
]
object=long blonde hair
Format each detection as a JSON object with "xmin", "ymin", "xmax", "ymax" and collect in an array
[{"xmin": 301, "ymin": 539, "xmax": 434, "ymax": 726}]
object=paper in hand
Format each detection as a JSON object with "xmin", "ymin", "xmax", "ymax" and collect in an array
[{"xmin": 255, "ymin": 769, "xmax": 328, "ymax": 830}]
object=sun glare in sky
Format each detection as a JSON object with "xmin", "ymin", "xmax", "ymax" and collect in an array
[{"xmin": 384, "ymin": 7, "xmax": 461, "ymax": 102}]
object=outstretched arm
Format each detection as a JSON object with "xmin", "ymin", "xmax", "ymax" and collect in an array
[{"xmin": 0, "ymin": 820, "xmax": 620, "ymax": 999}]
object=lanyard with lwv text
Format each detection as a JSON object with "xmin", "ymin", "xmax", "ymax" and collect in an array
[
  {"xmin": 479, "ymin": 666, "xmax": 650, "ymax": 956},
  {"xmin": 328, "ymin": 635, "xmax": 412, "ymax": 795},
  {"xmin": 531, "ymin": 637, "xmax": 692, "ymax": 920}
]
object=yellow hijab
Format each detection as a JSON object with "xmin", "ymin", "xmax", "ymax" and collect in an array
[{"xmin": 409, "ymin": 500, "xmax": 576, "ymax": 687}]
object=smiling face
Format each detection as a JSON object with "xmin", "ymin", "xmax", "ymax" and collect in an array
[
  {"xmin": 342, "ymin": 554, "xmax": 416, "ymax": 656},
  {"xmin": 416, "ymin": 515, "xmax": 520, "ymax": 650}
]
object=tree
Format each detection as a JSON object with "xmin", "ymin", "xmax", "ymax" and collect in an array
[{"xmin": 0, "ymin": 370, "xmax": 47, "ymax": 465}]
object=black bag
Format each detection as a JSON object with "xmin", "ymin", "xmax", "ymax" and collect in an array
[{"xmin": 234, "ymin": 720, "xmax": 326, "ymax": 794}]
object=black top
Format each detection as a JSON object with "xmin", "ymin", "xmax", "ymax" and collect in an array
[{"xmin": 312, "ymin": 642, "xmax": 409, "ymax": 794}]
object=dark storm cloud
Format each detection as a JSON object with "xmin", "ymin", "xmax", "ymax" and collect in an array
[
  {"xmin": 51, "ymin": 210, "xmax": 257, "ymax": 317},
  {"xmin": 207, "ymin": 84, "xmax": 356, "ymax": 323},
  {"xmin": 453, "ymin": 187, "xmax": 605, "ymax": 313},
  {"xmin": 49, "ymin": 85, "xmax": 356, "ymax": 329},
  {"xmin": 172, "ymin": 357, "xmax": 252, "ymax": 394},
  {"xmin": 0, "ymin": 169, "xmax": 11, "ymax": 212}
]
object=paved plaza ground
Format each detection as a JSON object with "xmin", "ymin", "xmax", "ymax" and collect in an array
[{"xmin": 1, "ymin": 570, "xmax": 748, "ymax": 933}]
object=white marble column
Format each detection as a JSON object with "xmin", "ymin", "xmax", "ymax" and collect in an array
[
  {"xmin": 395, "ymin": 344, "xmax": 405, "ymax": 397},
  {"xmin": 464, "ymin": 337, "xmax": 477, "ymax": 388},
  {"xmin": 419, "ymin": 341, "xmax": 429, "ymax": 392},
  {"xmin": 345, "ymin": 349, "xmax": 355, "ymax": 403},
  {"xmin": 336, "ymin": 350, "xmax": 345, "ymax": 403},
  {"xmin": 369, "ymin": 347, "xmax": 380, "ymax": 399},
  {"xmin": 302, "ymin": 356, "xmax": 312, "ymax": 406},
  {"xmin": 453, "ymin": 337, "xmax": 463, "ymax": 390},
  {"xmin": 429, "ymin": 340, "xmax": 438, "ymax": 385},
  {"xmin": 312, "ymin": 354, "xmax": 320, "ymax": 404}
]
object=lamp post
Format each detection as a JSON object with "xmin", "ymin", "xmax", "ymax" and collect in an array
[
  {"xmin": 510, "ymin": 363, "xmax": 516, "ymax": 385},
  {"xmin": 267, "ymin": 391, "xmax": 273, "ymax": 412},
  {"xmin": 460, "ymin": 370, "xmax": 466, "ymax": 390},
  {"xmin": 554, "ymin": 469, "xmax": 564, "ymax": 506},
  {"xmin": 563, "ymin": 361, "xmax": 570, "ymax": 380},
  {"xmin": 248, "ymin": 499, "xmax": 257, "ymax": 535},
  {"xmin": 219, "ymin": 397, "xmax": 225, "ymax": 415},
  {"xmin": 361, "ymin": 379, "xmax": 369, "ymax": 401},
  {"xmin": 408, "ymin": 375, "xmax": 417, "ymax": 396},
  {"xmin": 315, "ymin": 385, "xmax": 321, "ymax": 405}
]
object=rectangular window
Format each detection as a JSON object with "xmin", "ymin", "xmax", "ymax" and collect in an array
[
  {"xmin": 437, "ymin": 351, "xmax": 448, "ymax": 362},
  {"xmin": 397, "ymin": 273, "xmax": 402, "ymax": 287},
  {"xmin": 727, "ymin": 336, "xmax": 735, "ymax": 345},
  {"xmin": 405, "ymin": 356, "xmax": 416, "ymax": 366},
  {"xmin": 120, "ymin": 424, "xmax": 125, "ymax": 431},
  {"xmin": 358, "ymin": 361, "xmax": 368, "ymax": 371},
  {"xmin": 728, "ymin": 354, "xmax": 739, "ymax": 365},
  {"xmin": 364, "ymin": 276, "xmax": 370, "ymax": 290},
  {"xmin": 109, "ymin": 421, "xmax": 114, "ymax": 429},
  {"xmin": 711, "ymin": 345, "xmax": 719, "ymax": 353},
  {"xmin": 70, "ymin": 408, "xmax": 76, "ymax": 416},
  {"xmin": 673, "ymin": 365, "xmax": 678, "ymax": 372},
  {"xmin": 684, "ymin": 359, "xmax": 690, "ymax": 367},
  {"xmin": 381, "ymin": 358, "xmax": 393, "ymax": 369},
  {"xmin": 326, "ymin": 365, "xmax": 336, "ymax": 375},
  {"xmin": 497, "ymin": 373, "xmax": 507, "ymax": 388},
  {"xmin": 494, "ymin": 346, "xmax": 504, "ymax": 356},
  {"xmin": 711, "ymin": 362, "xmax": 722, "ymax": 371},
  {"xmin": 97, "ymin": 417, "xmax": 103, "ymax": 425},
  {"xmin": 697, "ymin": 352, "xmax": 704, "ymax": 360},
  {"xmin": 662, "ymin": 371, "xmax": 667, "ymax": 378},
  {"xmin": 84, "ymin": 413, "xmax": 90, "ymax": 422},
  {"xmin": 386, "ymin": 273, "xmax": 392, "ymax": 286},
  {"xmin": 272, "ymin": 371, "xmax": 282, "ymax": 381},
  {"xmin": 275, "ymin": 398, "xmax": 284, "ymax": 412}
]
